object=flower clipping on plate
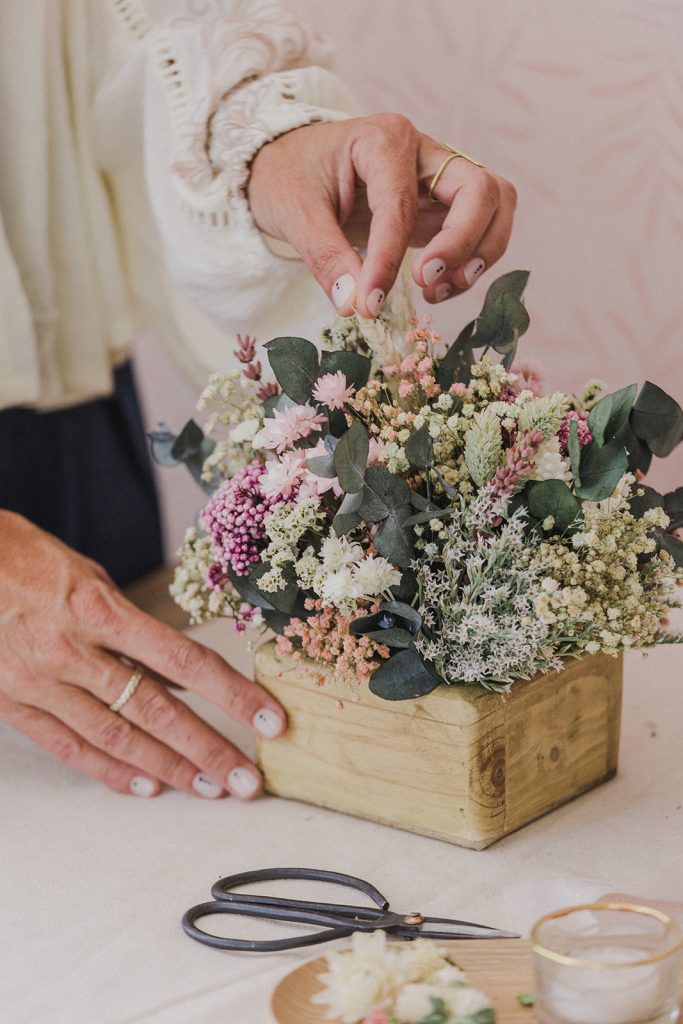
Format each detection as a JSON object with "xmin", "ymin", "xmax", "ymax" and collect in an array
[{"xmin": 311, "ymin": 931, "xmax": 495, "ymax": 1023}]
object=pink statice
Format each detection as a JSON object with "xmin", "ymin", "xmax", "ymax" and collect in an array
[
  {"xmin": 558, "ymin": 410, "xmax": 592, "ymax": 454},
  {"xmin": 491, "ymin": 428, "xmax": 544, "ymax": 498},
  {"xmin": 201, "ymin": 459, "xmax": 281, "ymax": 577},
  {"xmin": 253, "ymin": 403, "xmax": 325, "ymax": 454},
  {"xmin": 312, "ymin": 371, "xmax": 355, "ymax": 410},
  {"xmin": 261, "ymin": 451, "xmax": 308, "ymax": 499}
]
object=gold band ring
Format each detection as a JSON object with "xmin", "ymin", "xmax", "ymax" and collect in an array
[
  {"xmin": 428, "ymin": 142, "xmax": 485, "ymax": 203},
  {"xmin": 109, "ymin": 667, "xmax": 143, "ymax": 714}
]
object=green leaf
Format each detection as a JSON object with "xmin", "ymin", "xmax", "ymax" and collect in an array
[
  {"xmin": 473, "ymin": 292, "xmax": 529, "ymax": 351},
  {"xmin": 261, "ymin": 609, "xmax": 291, "ymax": 635},
  {"xmin": 390, "ymin": 569, "xmax": 418, "ymax": 602},
  {"xmin": 468, "ymin": 1011, "xmax": 496, "ymax": 1024},
  {"xmin": 502, "ymin": 338, "xmax": 518, "ymax": 370},
  {"xmin": 265, "ymin": 336, "xmax": 319, "ymax": 404},
  {"xmin": 154, "ymin": 420, "xmax": 218, "ymax": 494},
  {"xmin": 588, "ymin": 383, "xmax": 637, "ymax": 446},
  {"xmin": 228, "ymin": 565, "xmax": 275, "ymax": 611},
  {"xmin": 171, "ymin": 419, "xmax": 204, "ymax": 460},
  {"xmin": 380, "ymin": 600, "xmax": 422, "ymax": 634},
  {"xmin": 334, "ymin": 419, "xmax": 369, "ymax": 493},
  {"xmin": 263, "ymin": 393, "xmax": 294, "ymax": 418},
  {"xmin": 629, "ymin": 485, "xmax": 664, "ymax": 520},
  {"xmin": 516, "ymin": 993, "xmax": 535, "ymax": 1007},
  {"xmin": 405, "ymin": 423, "xmax": 434, "ymax": 469},
  {"xmin": 436, "ymin": 320, "xmax": 475, "ymax": 390},
  {"xmin": 319, "ymin": 350, "xmax": 371, "ymax": 393},
  {"xmin": 375, "ymin": 505, "xmax": 415, "ymax": 568},
  {"xmin": 306, "ymin": 454, "xmax": 337, "ymax": 478},
  {"xmin": 484, "ymin": 269, "xmax": 531, "ymax": 304},
  {"xmin": 148, "ymin": 424, "xmax": 179, "ymax": 467},
  {"xmin": 265, "ymin": 576, "xmax": 301, "ymax": 614},
  {"xmin": 658, "ymin": 530, "xmax": 683, "ymax": 568},
  {"xmin": 525, "ymin": 479, "xmax": 582, "ymax": 533},
  {"xmin": 359, "ymin": 465, "xmax": 411, "ymax": 522},
  {"xmin": 415, "ymin": 996, "xmax": 450, "ymax": 1024},
  {"xmin": 575, "ymin": 437, "xmax": 629, "ymax": 501},
  {"xmin": 616, "ymin": 419, "xmax": 653, "ymax": 475},
  {"xmin": 332, "ymin": 490, "xmax": 364, "ymax": 536},
  {"xmin": 664, "ymin": 486, "xmax": 683, "ymax": 529},
  {"xmin": 631, "ymin": 382, "xmax": 683, "ymax": 457},
  {"xmin": 405, "ymin": 508, "xmax": 453, "ymax": 526},
  {"xmin": 369, "ymin": 649, "xmax": 441, "ymax": 700},
  {"xmin": 363, "ymin": 627, "xmax": 415, "ymax": 648}
]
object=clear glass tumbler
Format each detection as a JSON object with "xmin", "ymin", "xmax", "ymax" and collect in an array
[{"xmin": 532, "ymin": 902, "xmax": 682, "ymax": 1024}]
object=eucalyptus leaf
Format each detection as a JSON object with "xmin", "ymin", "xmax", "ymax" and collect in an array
[
  {"xmin": 327, "ymin": 408, "xmax": 349, "ymax": 438},
  {"xmin": 324, "ymin": 434, "xmax": 338, "ymax": 454},
  {"xmin": 575, "ymin": 437, "xmax": 629, "ymax": 501},
  {"xmin": 435, "ymin": 320, "xmax": 475, "ymax": 390},
  {"xmin": 334, "ymin": 419, "xmax": 369, "ymax": 493},
  {"xmin": 432, "ymin": 468, "xmax": 457, "ymax": 498},
  {"xmin": 483, "ymin": 269, "xmax": 530, "ymax": 304},
  {"xmin": 359, "ymin": 465, "xmax": 411, "ymax": 522},
  {"xmin": 664, "ymin": 486, "xmax": 683, "ymax": 529},
  {"xmin": 265, "ymin": 575, "xmax": 302, "ymax": 614},
  {"xmin": 525, "ymin": 479, "xmax": 582, "ymax": 533},
  {"xmin": 369, "ymin": 649, "xmax": 442, "ymax": 701},
  {"xmin": 228, "ymin": 565, "xmax": 275, "ymax": 611},
  {"xmin": 171, "ymin": 419, "xmax": 204, "ymax": 461},
  {"xmin": 148, "ymin": 424, "xmax": 179, "ymax": 467},
  {"xmin": 588, "ymin": 383, "xmax": 637, "ymax": 446},
  {"xmin": 338, "ymin": 490, "xmax": 364, "ymax": 514},
  {"xmin": 319, "ymin": 350, "xmax": 371, "ymax": 392},
  {"xmin": 332, "ymin": 511, "xmax": 362, "ymax": 536},
  {"xmin": 658, "ymin": 530, "xmax": 683, "ymax": 568},
  {"xmin": 410, "ymin": 491, "xmax": 431, "ymax": 510},
  {"xmin": 264, "ymin": 393, "xmax": 295, "ymax": 418},
  {"xmin": 629, "ymin": 485, "xmax": 664, "ymax": 520},
  {"xmin": 405, "ymin": 507, "xmax": 453, "ymax": 526},
  {"xmin": 363, "ymin": 628, "xmax": 415, "ymax": 649},
  {"xmin": 472, "ymin": 292, "xmax": 529, "ymax": 351},
  {"xmin": 380, "ymin": 600, "xmax": 422, "ymax": 634},
  {"xmin": 375, "ymin": 506, "xmax": 415, "ymax": 568},
  {"xmin": 265, "ymin": 336, "xmax": 319, "ymax": 404},
  {"xmin": 616, "ymin": 419, "xmax": 653, "ymax": 476},
  {"xmin": 306, "ymin": 454, "xmax": 337, "ymax": 478},
  {"xmin": 405, "ymin": 423, "xmax": 434, "ymax": 468},
  {"xmin": 631, "ymin": 382, "xmax": 683, "ymax": 457},
  {"xmin": 390, "ymin": 569, "xmax": 418, "ymax": 602},
  {"xmin": 502, "ymin": 338, "xmax": 518, "ymax": 370},
  {"xmin": 261, "ymin": 609, "xmax": 291, "ymax": 635},
  {"xmin": 567, "ymin": 418, "xmax": 582, "ymax": 488}
]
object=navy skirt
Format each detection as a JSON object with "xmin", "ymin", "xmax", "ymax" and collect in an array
[{"xmin": 0, "ymin": 363, "xmax": 163, "ymax": 587}]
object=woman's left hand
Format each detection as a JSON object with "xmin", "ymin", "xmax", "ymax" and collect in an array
[{"xmin": 247, "ymin": 113, "xmax": 517, "ymax": 317}]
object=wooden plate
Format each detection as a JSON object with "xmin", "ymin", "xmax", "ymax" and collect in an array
[{"xmin": 271, "ymin": 938, "xmax": 535, "ymax": 1024}]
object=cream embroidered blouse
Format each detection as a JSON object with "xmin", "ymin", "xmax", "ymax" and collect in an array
[{"xmin": 0, "ymin": 0, "xmax": 360, "ymax": 412}]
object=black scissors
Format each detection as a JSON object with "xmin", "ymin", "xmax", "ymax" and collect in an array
[{"xmin": 182, "ymin": 867, "xmax": 519, "ymax": 952}]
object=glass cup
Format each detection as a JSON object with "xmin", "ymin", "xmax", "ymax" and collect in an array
[{"xmin": 531, "ymin": 902, "xmax": 683, "ymax": 1024}]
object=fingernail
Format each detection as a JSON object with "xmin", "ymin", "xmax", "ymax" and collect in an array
[
  {"xmin": 130, "ymin": 775, "xmax": 156, "ymax": 798},
  {"xmin": 423, "ymin": 258, "xmax": 447, "ymax": 287},
  {"xmin": 192, "ymin": 772, "xmax": 224, "ymax": 799},
  {"xmin": 228, "ymin": 767, "xmax": 261, "ymax": 800},
  {"xmin": 435, "ymin": 282, "xmax": 453, "ymax": 302},
  {"xmin": 331, "ymin": 273, "xmax": 356, "ymax": 312},
  {"xmin": 253, "ymin": 707, "xmax": 283, "ymax": 739},
  {"xmin": 464, "ymin": 257, "xmax": 486, "ymax": 286},
  {"xmin": 366, "ymin": 288, "xmax": 385, "ymax": 318}
]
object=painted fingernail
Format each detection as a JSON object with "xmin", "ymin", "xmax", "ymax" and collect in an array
[
  {"xmin": 192, "ymin": 772, "xmax": 224, "ymax": 799},
  {"xmin": 435, "ymin": 282, "xmax": 453, "ymax": 302},
  {"xmin": 130, "ymin": 775, "xmax": 156, "ymax": 798},
  {"xmin": 423, "ymin": 258, "xmax": 447, "ymax": 287},
  {"xmin": 366, "ymin": 288, "xmax": 385, "ymax": 318},
  {"xmin": 228, "ymin": 767, "xmax": 261, "ymax": 800},
  {"xmin": 253, "ymin": 707, "xmax": 283, "ymax": 739},
  {"xmin": 464, "ymin": 257, "xmax": 486, "ymax": 286},
  {"xmin": 331, "ymin": 273, "xmax": 356, "ymax": 312}
]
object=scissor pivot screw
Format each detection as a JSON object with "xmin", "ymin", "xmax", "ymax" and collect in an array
[{"xmin": 403, "ymin": 913, "xmax": 424, "ymax": 925}]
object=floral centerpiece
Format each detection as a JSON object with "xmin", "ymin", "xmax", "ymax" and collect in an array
[{"xmin": 153, "ymin": 271, "xmax": 682, "ymax": 702}]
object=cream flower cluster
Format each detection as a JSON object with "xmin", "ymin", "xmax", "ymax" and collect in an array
[{"xmin": 312, "ymin": 931, "xmax": 494, "ymax": 1024}]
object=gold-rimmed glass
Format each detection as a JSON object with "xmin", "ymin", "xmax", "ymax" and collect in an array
[{"xmin": 531, "ymin": 902, "xmax": 682, "ymax": 1024}]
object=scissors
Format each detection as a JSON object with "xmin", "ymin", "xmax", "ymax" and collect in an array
[{"xmin": 182, "ymin": 867, "xmax": 519, "ymax": 952}]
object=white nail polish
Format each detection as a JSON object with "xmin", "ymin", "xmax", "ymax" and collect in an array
[
  {"xmin": 228, "ymin": 767, "xmax": 261, "ymax": 799},
  {"xmin": 253, "ymin": 707, "xmax": 282, "ymax": 739},
  {"xmin": 435, "ymin": 282, "xmax": 453, "ymax": 302},
  {"xmin": 130, "ymin": 775, "xmax": 156, "ymax": 798},
  {"xmin": 464, "ymin": 257, "xmax": 486, "ymax": 286},
  {"xmin": 366, "ymin": 288, "xmax": 385, "ymax": 318},
  {"xmin": 332, "ymin": 273, "xmax": 356, "ymax": 311},
  {"xmin": 192, "ymin": 772, "xmax": 223, "ymax": 799},
  {"xmin": 423, "ymin": 258, "xmax": 447, "ymax": 287}
]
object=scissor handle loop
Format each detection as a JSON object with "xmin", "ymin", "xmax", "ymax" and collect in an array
[
  {"xmin": 181, "ymin": 900, "xmax": 357, "ymax": 952},
  {"xmin": 210, "ymin": 867, "xmax": 390, "ymax": 913}
]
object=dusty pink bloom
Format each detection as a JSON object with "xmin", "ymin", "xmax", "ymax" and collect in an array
[
  {"xmin": 261, "ymin": 451, "xmax": 308, "ymax": 499},
  {"xmin": 362, "ymin": 1010, "xmax": 391, "ymax": 1024},
  {"xmin": 398, "ymin": 380, "xmax": 415, "ymax": 399},
  {"xmin": 234, "ymin": 333, "xmax": 262, "ymax": 383},
  {"xmin": 449, "ymin": 381, "xmax": 468, "ymax": 397},
  {"xmin": 201, "ymin": 459, "xmax": 282, "ymax": 577},
  {"xmin": 491, "ymin": 428, "xmax": 544, "ymax": 497},
  {"xmin": 253, "ymin": 403, "xmax": 325, "ymax": 454},
  {"xmin": 368, "ymin": 438, "xmax": 386, "ymax": 465},
  {"xmin": 257, "ymin": 381, "xmax": 278, "ymax": 402},
  {"xmin": 558, "ymin": 410, "xmax": 592, "ymax": 454},
  {"xmin": 512, "ymin": 358, "xmax": 544, "ymax": 397},
  {"xmin": 278, "ymin": 600, "xmax": 389, "ymax": 685},
  {"xmin": 312, "ymin": 371, "xmax": 355, "ymax": 410}
]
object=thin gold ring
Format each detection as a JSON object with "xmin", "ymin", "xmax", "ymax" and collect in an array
[
  {"xmin": 428, "ymin": 142, "xmax": 485, "ymax": 203},
  {"xmin": 109, "ymin": 668, "xmax": 144, "ymax": 714}
]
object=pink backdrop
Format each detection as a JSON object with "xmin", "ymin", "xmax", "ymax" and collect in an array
[{"xmin": 136, "ymin": 0, "xmax": 683, "ymax": 557}]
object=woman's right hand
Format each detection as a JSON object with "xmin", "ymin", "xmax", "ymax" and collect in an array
[{"xmin": 0, "ymin": 511, "xmax": 286, "ymax": 799}]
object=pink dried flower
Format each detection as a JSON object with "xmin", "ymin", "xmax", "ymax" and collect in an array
[
  {"xmin": 312, "ymin": 371, "xmax": 355, "ymax": 410},
  {"xmin": 201, "ymin": 459, "xmax": 282, "ymax": 577},
  {"xmin": 242, "ymin": 361, "xmax": 262, "ymax": 380},
  {"xmin": 234, "ymin": 334, "xmax": 257, "ymax": 363},
  {"xmin": 257, "ymin": 381, "xmax": 278, "ymax": 402},
  {"xmin": 450, "ymin": 382, "xmax": 468, "ymax": 397},
  {"xmin": 277, "ymin": 600, "xmax": 390, "ymax": 685},
  {"xmin": 253, "ymin": 404, "xmax": 325, "ymax": 454},
  {"xmin": 491, "ymin": 428, "xmax": 543, "ymax": 497},
  {"xmin": 261, "ymin": 451, "xmax": 308, "ymax": 498},
  {"xmin": 362, "ymin": 1011, "xmax": 391, "ymax": 1024},
  {"xmin": 512, "ymin": 358, "xmax": 544, "ymax": 397},
  {"xmin": 398, "ymin": 380, "xmax": 415, "ymax": 399},
  {"xmin": 558, "ymin": 410, "xmax": 592, "ymax": 454}
]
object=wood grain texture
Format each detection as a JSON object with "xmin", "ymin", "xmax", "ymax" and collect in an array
[
  {"xmin": 256, "ymin": 646, "xmax": 623, "ymax": 849},
  {"xmin": 271, "ymin": 939, "xmax": 535, "ymax": 1024}
]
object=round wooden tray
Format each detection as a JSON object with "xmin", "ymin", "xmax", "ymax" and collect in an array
[{"xmin": 271, "ymin": 953, "xmax": 340, "ymax": 1024}]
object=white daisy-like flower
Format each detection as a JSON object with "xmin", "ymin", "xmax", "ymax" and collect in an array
[
  {"xmin": 319, "ymin": 534, "xmax": 364, "ymax": 571},
  {"xmin": 320, "ymin": 568, "xmax": 362, "ymax": 608},
  {"xmin": 353, "ymin": 556, "xmax": 402, "ymax": 598},
  {"xmin": 229, "ymin": 417, "xmax": 261, "ymax": 443}
]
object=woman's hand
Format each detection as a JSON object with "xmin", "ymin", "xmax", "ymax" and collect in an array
[
  {"xmin": 0, "ymin": 512, "xmax": 286, "ymax": 799},
  {"xmin": 248, "ymin": 113, "xmax": 517, "ymax": 317}
]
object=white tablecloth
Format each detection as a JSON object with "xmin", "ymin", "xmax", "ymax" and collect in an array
[{"xmin": 2, "ymin": 620, "xmax": 682, "ymax": 1024}]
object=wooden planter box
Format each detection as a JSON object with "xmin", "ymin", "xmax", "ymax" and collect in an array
[{"xmin": 255, "ymin": 643, "xmax": 623, "ymax": 849}]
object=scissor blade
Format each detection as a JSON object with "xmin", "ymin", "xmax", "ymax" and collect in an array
[{"xmin": 414, "ymin": 916, "xmax": 519, "ymax": 940}]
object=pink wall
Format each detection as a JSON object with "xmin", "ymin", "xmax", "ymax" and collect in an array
[{"xmin": 136, "ymin": 0, "xmax": 683, "ymax": 557}]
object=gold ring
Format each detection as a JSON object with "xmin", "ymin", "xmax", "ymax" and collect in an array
[
  {"xmin": 428, "ymin": 142, "xmax": 485, "ymax": 203},
  {"xmin": 109, "ymin": 667, "xmax": 143, "ymax": 714}
]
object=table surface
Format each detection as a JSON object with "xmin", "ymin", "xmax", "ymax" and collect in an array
[{"xmin": 1, "ymin": 589, "xmax": 682, "ymax": 1024}]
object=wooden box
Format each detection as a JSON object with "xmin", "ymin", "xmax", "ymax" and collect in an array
[{"xmin": 255, "ymin": 644, "xmax": 623, "ymax": 849}]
